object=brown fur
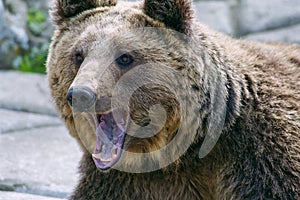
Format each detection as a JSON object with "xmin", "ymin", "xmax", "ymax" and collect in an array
[{"xmin": 47, "ymin": 0, "xmax": 300, "ymax": 199}]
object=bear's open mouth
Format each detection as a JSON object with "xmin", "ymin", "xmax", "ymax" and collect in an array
[{"xmin": 92, "ymin": 109, "xmax": 129, "ymax": 170}]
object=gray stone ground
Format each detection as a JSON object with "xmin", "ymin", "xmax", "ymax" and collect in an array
[{"xmin": 0, "ymin": 71, "xmax": 82, "ymax": 200}]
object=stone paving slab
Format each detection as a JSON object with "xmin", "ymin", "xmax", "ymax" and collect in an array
[
  {"xmin": 193, "ymin": 1, "xmax": 233, "ymax": 35},
  {"xmin": 0, "ymin": 126, "xmax": 82, "ymax": 198},
  {"xmin": 0, "ymin": 108, "xmax": 62, "ymax": 134},
  {"xmin": 0, "ymin": 71, "xmax": 57, "ymax": 116},
  {"xmin": 245, "ymin": 24, "xmax": 300, "ymax": 44},
  {"xmin": 236, "ymin": 0, "xmax": 300, "ymax": 35},
  {"xmin": 0, "ymin": 191, "xmax": 65, "ymax": 200}
]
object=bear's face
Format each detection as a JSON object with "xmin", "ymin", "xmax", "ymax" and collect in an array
[{"xmin": 47, "ymin": 0, "xmax": 230, "ymax": 172}]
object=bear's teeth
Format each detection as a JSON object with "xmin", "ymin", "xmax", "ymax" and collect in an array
[
  {"xmin": 92, "ymin": 153, "xmax": 112, "ymax": 162},
  {"xmin": 92, "ymin": 153, "xmax": 117, "ymax": 162},
  {"xmin": 92, "ymin": 146, "xmax": 117, "ymax": 162}
]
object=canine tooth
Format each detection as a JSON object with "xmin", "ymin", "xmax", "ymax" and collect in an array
[
  {"xmin": 92, "ymin": 153, "xmax": 102, "ymax": 159},
  {"xmin": 113, "ymin": 152, "xmax": 117, "ymax": 158},
  {"xmin": 92, "ymin": 153, "xmax": 113, "ymax": 162},
  {"xmin": 92, "ymin": 143, "xmax": 118, "ymax": 162}
]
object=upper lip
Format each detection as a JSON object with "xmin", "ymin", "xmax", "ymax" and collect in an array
[{"xmin": 94, "ymin": 96, "xmax": 113, "ymax": 113}]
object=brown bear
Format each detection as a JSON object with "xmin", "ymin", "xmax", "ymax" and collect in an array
[{"xmin": 46, "ymin": 0, "xmax": 300, "ymax": 199}]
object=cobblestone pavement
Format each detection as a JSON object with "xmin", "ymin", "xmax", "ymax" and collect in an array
[{"xmin": 0, "ymin": 71, "xmax": 82, "ymax": 200}]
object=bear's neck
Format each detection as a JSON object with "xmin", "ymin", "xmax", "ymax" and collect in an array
[{"xmin": 70, "ymin": 150, "xmax": 225, "ymax": 199}]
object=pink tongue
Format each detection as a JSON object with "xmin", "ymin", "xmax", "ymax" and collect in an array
[{"xmin": 99, "ymin": 113, "xmax": 123, "ymax": 143}]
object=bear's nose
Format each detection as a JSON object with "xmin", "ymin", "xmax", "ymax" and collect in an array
[{"xmin": 66, "ymin": 86, "xmax": 96, "ymax": 111}]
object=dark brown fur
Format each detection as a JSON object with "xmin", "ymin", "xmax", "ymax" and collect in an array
[{"xmin": 47, "ymin": 0, "xmax": 300, "ymax": 199}]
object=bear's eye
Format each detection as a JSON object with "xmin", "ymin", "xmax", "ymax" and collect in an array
[
  {"xmin": 73, "ymin": 50, "xmax": 84, "ymax": 68},
  {"xmin": 115, "ymin": 53, "xmax": 134, "ymax": 68}
]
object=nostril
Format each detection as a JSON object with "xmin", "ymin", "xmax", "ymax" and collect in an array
[
  {"xmin": 66, "ymin": 86, "xmax": 96, "ymax": 111},
  {"xmin": 66, "ymin": 87, "xmax": 74, "ymax": 106}
]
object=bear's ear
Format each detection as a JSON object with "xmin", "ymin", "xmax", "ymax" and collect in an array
[
  {"xmin": 143, "ymin": 0, "xmax": 193, "ymax": 34},
  {"xmin": 51, "ymin": 0, "xmax": 117, "ymax": 25}
]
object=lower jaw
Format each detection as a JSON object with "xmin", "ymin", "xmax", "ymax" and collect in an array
[
  {"xmin": 92, "ymin": 145, "xmax": 120, "ymax": 169},
  {"xmin": 92, "ymin": 157, "xmax": 114, "ymax": 170},
  {"xmin": 92, "ymin": 136, "xmax": 125, "ymax": 170}
]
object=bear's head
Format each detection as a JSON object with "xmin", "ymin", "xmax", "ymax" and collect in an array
[{"xmin": 47, "ymin": 0, "xmax": 240, "ymax": 172}]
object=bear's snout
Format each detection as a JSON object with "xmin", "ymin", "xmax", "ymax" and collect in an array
[{"xmin": 66, "ymin": 86, "xmax": 96, "ymax": 111}]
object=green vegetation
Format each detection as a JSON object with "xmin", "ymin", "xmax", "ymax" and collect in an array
[
  {"xmin": 18, "ymin": 43, "xmax": 48, "ymax": 74},
  {"xmin": 17, "ymin": 7, "xmax": 49, "ymax": 74},
  {"xmin": 27, "ymin": 7, "xmax": 47, "ymax": 36}
]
